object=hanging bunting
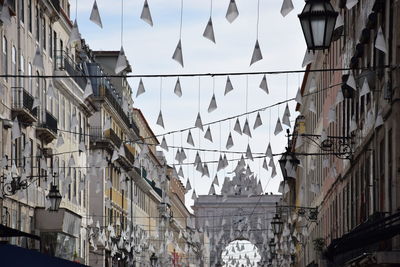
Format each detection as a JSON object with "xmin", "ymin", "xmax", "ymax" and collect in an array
[
  {"xmin": 140, "ymin": 0, "xmax": 153, "ymax": 26},
  {"xmin": 115, "ymin": 47, "xmax": 128, "ymax": 74},
  {"xmin": 375, "ymin": 111, "xmax": 383, "ymax": 128},
  {"xmin": 185, "ymin": 179, "xmax": 192, "ymax": 192},
  {"xmin": 172, "ymin": 40, "xmax": 184, "ymax": 67},
  {"xmin": 70, "ymin": 114, "xmax": 78, "ymax": 129},
  {"xmin": 208, "ymin": 184, "xmax": 216, "ymax": 195},
  {"xmin": 12, "ymin": 118, "xmax": 21, "ymax": 140},
  {"xmin": 309, "ymin": 77, "xmax": 317, "ymax": 92},
  {"xmin": 136, "ymin": 78, "xmax": 146, "ymax": 97},
  {"xmin": 217, "ymin": 155, "xmax": 224, "ymax": 172},
  {"xmin": 225, "ymin": 76, "xmax": 234, "ymax": 95},
  {"xmin": 280, "ymin": 0, "xmax": 294, "ymax": 17},
  {"xmin": 243, "ymin": 119, "xmax": 252, "ymax": 137},
  {"xmin": 274, "ymin": 118, "xmax": 283, "ymax": 136},
  {"xmin": 234, "ymin": 118, "xmax": 242, "ymax": 135},
  {"xmin": 295, "ymin": 87, "xmax": 303, "ymax": 105},
  {"xmin": 32, "ymin": 97, "xmax": 40, "ymax": 109},
  {"xmin": 271, "ymin": 165, "xmax": 277, "ymax": 178},
  {"xmin": 47, "ymin": 81, "xmax": 55, "ymax": 99},
  {"xmin": 204, "ymin": 126, "xmax": 213, "ymax": 142},
  {"xmin": 259, "ymin": 74, "xmax": 269, "ymax": 94},
  {"xmin": 178, "ymin": 166, "xmax": 184, "ymax": 177},
  {"xmin": 262, "ymin": 158, "xmax": 269, "ymax": 171},
  {"xmin": 226, "ymin": 0, "xmax": 239, "ymax": 23},
  {"xmin": 160, "ymin": 136, "xmax": 169, "ymax": 151},
  {"xmin": 180, "ymin": 147, "xmax": 187, "ymax": 161},
  {"xmin": 174, "ymin": 77, "xmax": 183, "ymax": 97},
  {"xmin": 253, "ymin": 112, "xmax": 263, "ymax": 129},
  {"xmin": 195, "ymin": 112, "xmax": 204, "ymax": 131},
  {"xmin": 195, "ymin": 152, "xmax": 202, "ymax": 165},
  {"xmin": 346, "ymin": 73, "xmax": 357, "ymax": 90},
  {"xmin": 349, "ymin": 115, "xmax": 357, "ymax": 133},
  {"xmin": 282, "ymin": 104, "xmax": 291, "ymax": 127},
  {"xmin": 33, "ymin": 47, "xmax": 44, "ymax": 70},
  {"xmin": 346, "ymin": 0, "xmax": 358, "ymax": 10},
  {"xmin": 246, "ymin": 144, "xmax": 253, "ymax": 161},
  {"xmin": 90, "ymin": 0, "xmax": 103, "ymax": 28},
  {"xmin": 202, "ymin": 163, "xmax": 210, "ymax": 177},
  {"xmin": 156, "ymin": 110, "xmax": 165, "ymax": 128},
  {"xmin": 328, "ymin": 107, "xmax": 336, "ymax": 124},
  {"xmin": 83, "ymin": 79, "xmax": 93, "ymax": 99},
  {"xmin": 375, "ymin": 27, "xmax": 387, "ymax": 54},
  {"xmin": 203, "ymin": 18, "xmax": 216, "ymax": 43},
  {"xmin": 266, "ymin": 143, "xmax": 273, "ymax": 158},
  {"xmin": 320, "ymin": 129, "xmax": 328, "ymax": 143},
  {"xmin": 309, "ymin": 98, "xmax": 316, "ymax": 114},
  {"xmin": 0, "ymin": 3, "xmax": 11, "ymax": 27},
  {"xmin": 208, "ymin": 94, "xmax": 217, "ymax": 113},
  {"xmin": 68, "ymin": 20, "xmax": 81, "ymax": 47},
  {"xmin": 302, "ymin": 49, "xmax": 316, "ymax": 68},
  {"xmin": 186, "ymin": 130, "xmax": 195, "ymax": 146},
  {"xmin": 360, "ymin": 78, "xmax": 371, "ymax": 97},
  {"xmin": 250, "ymin": 40, "xmax": 263, "ymax": 66},
  {"xmin": 226, "ymin": 132, "xmax": 234, "ymax": 149},
  {"xmin": 213, "ymin": 174, "xmax": 219, "ymax": 186}
]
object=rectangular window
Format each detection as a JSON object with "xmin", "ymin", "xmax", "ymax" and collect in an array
[
  {"xmin": 53, "ymin": 31, "xmax": 57, "ymax": 59},
  {"xmin": 12, "ymin": 46, "xmax": 17, "ymax": 87},
  {"xmin": 19, "ymin": 0, "xmax": 25, "ymax": 23},
  {"xmin": 28, "ymin": 0, "xmax": 32, "ymax": 32},
  {"xmin": 2, "ymin": 36, "xmax": 8, "ymax": 81},
  {"xmin": 19, "ymin": 55, "xmax": 25, "ymax": 89},
  {"xmin": 42, "ymin": 17, "xmax": 46, "ymax": 50},
  {"xmin": 48, "ymin": 25, "xmax": 52, "ymax": 58},
  {"xmin": 35, "ymin": 6, "xmax": 40, "ymax": 42}
]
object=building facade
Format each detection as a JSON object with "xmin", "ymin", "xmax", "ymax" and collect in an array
[{"xmin": 290, "ymin": 0, "xmax": 400, "ymax": 266}]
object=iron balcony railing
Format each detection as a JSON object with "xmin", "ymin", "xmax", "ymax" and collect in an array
[
  {"xmin": 54, "ymin": 50, "xmax": 87, "ymax": 91},
  {"xmin": 89, "ymin": 127, "xmax": 122, "ymax": 148},
  {"xmin": 37, "ymin": 108, "xmax": 58, "ymax": 135},
  {"xmin": 11, "ymin": 87, "xmax": 37, "ymax": 117}
]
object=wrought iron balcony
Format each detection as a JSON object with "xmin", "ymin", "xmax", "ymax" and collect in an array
[
  {"xmin": 54, "ymin": 50, "xmax": 87, "ymax": 91},
  {"xmin": 89, "ymin": 127, "xmax": 122, "ymax": 149},
  {"xmin": 36, "ymin": 109, "xmax": 58, "ymax": 143},
  {"xmin": 11, "ymin": 87, "xmax": 37, "ymax": 123}
]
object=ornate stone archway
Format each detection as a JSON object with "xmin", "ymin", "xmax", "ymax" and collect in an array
[{"xmin": 192, "ymin": 171, "xmax": 281, "ymax": 266}]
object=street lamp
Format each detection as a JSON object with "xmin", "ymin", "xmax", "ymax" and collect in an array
[
  {"xmin": 150, "ymin": 253, "xmax": 158, "ymax": 267},
  {"xmin": 278, "ymin": 148, "xmax": 300, "ymax": 180},
  {"xmin": 47, "ymin": 183, "xmax": 62, "ymax": 211},
  {"xmin": 298, "ymin": 0, "xmax": 338, "ymax": 51},
  {"xmin": 269, "ymin": 238, "xmax": 276, "ymax": 254},
  {"xmin": 271, "ymin": 213, "xmax": 284, "ymax": 235}
]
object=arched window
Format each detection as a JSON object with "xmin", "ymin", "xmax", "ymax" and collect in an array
[
  {"xmin": 2, "ymin": 36, "xmax": 8, "ymax": 81},
  {"xmin": 12, "ymin": 46, "xmax": 16, "ymax": 86}
]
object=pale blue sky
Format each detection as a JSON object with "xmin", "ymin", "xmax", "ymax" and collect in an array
[{"xmin": 71, "ymin": 0, "xmax": 307, "ymax": 208}]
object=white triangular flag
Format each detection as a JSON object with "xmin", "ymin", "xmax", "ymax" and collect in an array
[
  {"xmin": 335, "ymin": 90, "xmax": 344, "ymax": 105},
  {"xmin": 203, "ymin": 17, "xmax": 216, "ymax": 43},
  {"xmin": 309, "ymin": 77, "xmax": 317, "ymax": 92},
  {"xmin": 79, "ymin": 140, "xmax": 86, "ymax": 153},
  {"xmin": 213, "ymin": 175, "xmax": 219, "ymax": 186},
  {"xmin": 266, "ymin": 143, "xmax": 273, "ymax": 158},
  {"xmin": 33, "ymin": 47, "xmax": 44, "ymax": 70},
  {"xmin": 178, "ymin": 166, "xmax": 184, "ymax": 177},
  {"xmin": 84, "ymin": 79, "xmax": 93, "ymax": 99},
  {"xmin": 136, "ymin": 78, "xmax": 146, "ymax": 97},
  {"xmin": 32, "ymin": 97, "xmax": 40, "ymax": 109},
  {"xmin": 156, "ymin": 110, "xmax": 165, "ymax": 128},
  {"xmin": 187, "ymin": 130, "xmax": 194, "ymax": 146},
  {"xmin": 195, "ymin": 112, "xmax": 204, "ymax": 131},
  {"xmin": 250, "ymin": 40, "xmax": 263, "ymax": 66},
  {"xmin": 360, "ymin": 78, "xmax": 371, "ymax": 97},
  {"xmin": 111, "ymin": 149, "xmax": 119, "ymax": 162},
  {"xmin": 208, "ymin": 184, "xmax": 215, "ymax": 195},
  {"xmin": 375, "ymin": 111, "xmax": 383, "ymax": 128},
  {"xmin": 302, "ymin": 49, "xmax": 315, "ymax": 68},
  {"xmin": 225, "ymin": 76, "xmax": 234, "ymax": 95},
  {"xmin": 226, "ymin": 133, "xmax": 234, "ymax": 150},
  {"xmin": 185, "ymin": 179, "xmax": 192, "ymax": 192},
  {"xmin": 335, "ymin": 13, "xmax": 344, "ymax": 30},
  {"xmin": 68, "ymin": 155, "xmax": 76, "ymax": 167},
  {"xmin": 280, "ymin": 0, "xmax": 294, "ymax": 17},
  {"xmin": 271, "ymin": 165, "xmax": 277, "ymax": 178},
  {"xmin": 375, "ymin": 27, "xmax": 387, "ymax": 54},
  {"xmin": 321, "ymin": 129, "xmax": 328, "ymax": 143},
  {"xmin": 140, "ymin": 0, "xmax": 153, "ymax": 26},
  {"xmin": 243, "ymin": 119, "xmax": 252, "ymax": 137},
  {"xmin": 217, "ymin": 155, "xmax": 224, "ymax": 172},
  {"xmin": 347, "ymin": 73, "xmax": 357, "ymax": 90},
  {"xmin": 12, "ymin": 118, "xmax": 21, "ymax": 140},
  {"xmin": 56, "ymin": 133, "xmax": 64, "ymax": 147},
  {"xmin": 191, "ymin": 190, "xmax": 197, "ymax": 200},
  {"xmin": 274, "ymin": 118, "xmax": 283, "ymax": 136},
  {"xmin": 47, "ymin": 81, "xmax": 55, "ymax": 99},
  {"xmin": 328, "ymin": 107, "xmax": 336, "ymax": 124},
  {"xmin": 160, "ymin": 136, "xmax": 169, "ymax": 151},
  {"xmin": 202, "ymin": 163, "xmax": 210, "ymax": 177},
  {"xmin": 346, "ymin": 0, "xmax": 358, "ymax": 10},
  {"xmin": 262, "ymin": 158, "xmax": 269, "ymax": 171},
  {"xmin": 90, "ymin": 0, "xmax": 103, "ymax": 28},
  {"xmin": 253, "ymin": 112, "xmax": 262, "ymax": 129},
  {"xmin": 115, "ymin": 47, "xmax": 128, "ymax": 74},
  {"xmin": 246, "ymin": 144, "xmax": 253, "ymax": 161},
  {"xmin": 309, "ymin": 98, "xmax": 316, "ymax": 114},
  {"xmin": 349, "ymin": 115, "xmax": 357, "ymax": 132},
  {"xmin": 226, "ymin": 0, "xmax": 239, "ymax": 23},
  {"xmin": 204, "ymin": 126, "xmax": 213, "ymax": 142},
  {"xmin": 295, "ymin": 87, "xmax": 303, "ymax": 105},
  {"xmin": 208, "ymin": 94, "xmax": 217, "ymax": 113},
  {"xmin": 172, "ymin": 39, "xmax": 184, "ymax": 67},
  {"xmin": 282, "ymin": 113, "xmax": 291, "ymax": 128},
  {"xmin": 234, "ymin": 118, "xmax": 242, "ymax": 135},
  {"xmin": 259, "ymin": 74, "xmax": 269, "ymax": 94},
  {"xmin": 68, "ymin": 20, "xmax": 81, "ymax": 46},
  {"xmin": 174, "ymin": 78, "xmax": 182, "ymax": 97},
  {"xmin": 70, "ymin": 114, "xmax": 78, "ymax": 129},
  {"xmin": 0, "ymin": 3, "xmax": 11, "ymax": 27}
]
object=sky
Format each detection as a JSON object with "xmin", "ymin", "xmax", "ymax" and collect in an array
[{"xmin": 70, "ymin": 0, "xmax": 307, "ymax": 213}]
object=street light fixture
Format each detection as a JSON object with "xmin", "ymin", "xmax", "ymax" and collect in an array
[
  {"xmin": 150, "ymin": 253, "xmax": 158, "ymax": 267},
  {"xmin": 271, "ymin": 213, "xmax": 284, "ymax": 235},
  {"xmin": 298, "ymin": 0, "xmax": 338, "ymax": 51},
  {"xmin": 269, "ymin": 238, "xmax": 276, "ymax": 254},
  {"xmin": 47, "ymin": 183, "xmax": 62, "ymax": 211},
  {"xmin": 278, "ymin": 148, "xmax": 300, "ymax": 180}
]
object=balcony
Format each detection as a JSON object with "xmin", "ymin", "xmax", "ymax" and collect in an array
[
  {"xmin": 54, "ymin": 50, "xmax": 87, "ymax": 91},
  {"xmin": 117, "ymin": 144, "xmax": 135, "ymax": 170},
  {"xmin": 11, "ymin": 87, "xmax": 37, "ymax": 124},
  {"xmin": 130, "ymin": 120, "xmax": 140, "ymax": 137},
  {"xmin": 90, "ymin": 127, "xmax": 122, "ymax": 150},
  {"xmin": 98, "ymin": 86, "xmax": 131, "ymax": 127},
  {"xmin": 36, "ymin": 109, "xmax": 58, "ymax": 143}
]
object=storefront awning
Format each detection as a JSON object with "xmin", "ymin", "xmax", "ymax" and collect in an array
[
  {"xmin": 0, "ymin": 243, "xmax": 88, "ymax": 267},
  {"xmin": 0, "ymin": 224, "xmax": 40, "ymax": 240}
]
